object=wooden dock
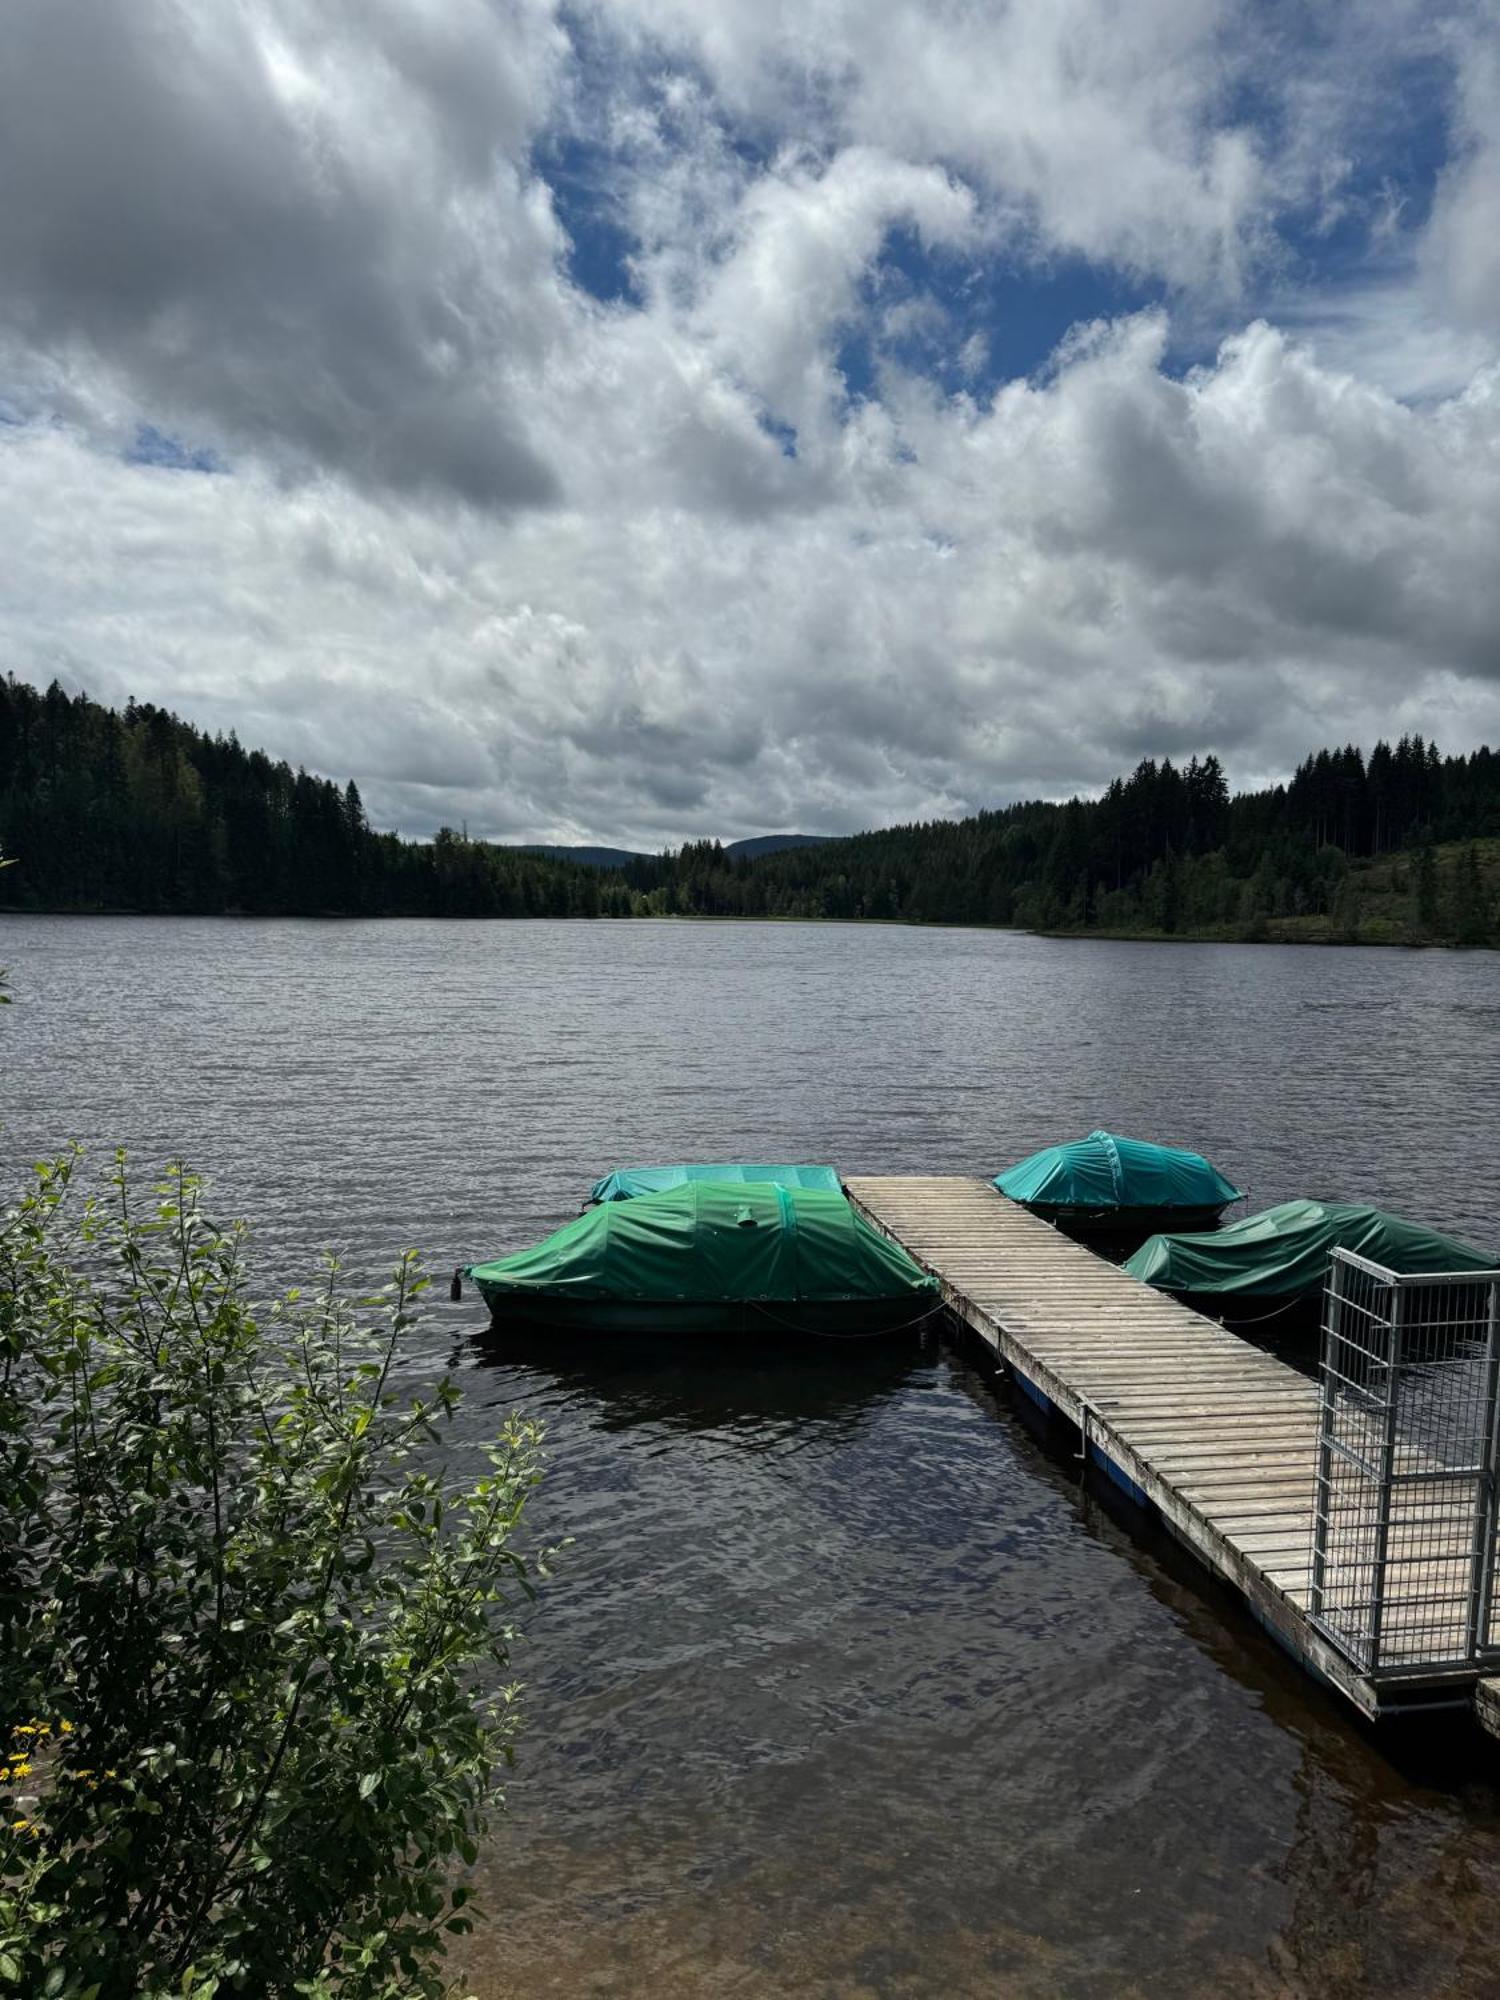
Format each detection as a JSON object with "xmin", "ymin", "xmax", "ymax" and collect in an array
[{"xmin": 846, "ymin": 1175, "xmax": 1491, "ymax": 1722}]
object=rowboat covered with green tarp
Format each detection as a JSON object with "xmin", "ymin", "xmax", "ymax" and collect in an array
[
  {"xmin": 1125, "ymin": 1200, "xmax": 1498, "ymax": 1323},
  {"xmin": 588, "ymin": 1162, "xmax": 842, "ymax": 1204},
  {"xmin": 464, "ymin": 1182, "xmax": 940, "ymax": 1334},
  {"xmin": 994, "ymin": 1130, "xmax": 1241, "ymax": 1242}
]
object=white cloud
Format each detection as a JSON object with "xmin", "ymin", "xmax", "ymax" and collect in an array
[
  {"xmin": 1271, "ymin": 276, "xmax": 1499, "ymax": 403},
  {"xmin": 0, "ymin": 0, "xmax": 571, "ymax": 502},
  {"xmin": 1265, "ymin": 6, "xmax": 1500, "ymax": 401},
  {"xmin": 591, "ymin": 0, "xmax": 1268, "ymax": 290},
  {"xmin": 1422, "ymin": 26, "xmax": 1500, "ymax": 332},
  {"xmin": 688, "ymin": 147, "xmax": 977, "ymax": 439}
]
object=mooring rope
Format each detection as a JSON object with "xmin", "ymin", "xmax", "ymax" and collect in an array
[
  {"xmin": 745, "ymin": 1297, "xmax": 950, "ymax": 1341},
  {"xmin": 1209, "ymin": 1292, "xmax": 1313, "ymax": 1328}
]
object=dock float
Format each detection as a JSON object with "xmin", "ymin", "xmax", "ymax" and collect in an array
[{"xmin": 845, "ymin": 1176, "xmax": 1492, "ymax": 1724}]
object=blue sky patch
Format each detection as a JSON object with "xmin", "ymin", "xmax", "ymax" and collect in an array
[
  {"xmin": 759, "ymin": 413, "xmax": 798, "ymax": 458},
  {"xmin": 837, "ymin": 222, "xmax": 1163, "ymax": 403},
  {"xmin": 127, "ymin": 425, "xmax": 225, "ymax": 474},
  {"xmin": 539, "ymin": 132, "xmax": 644, "ymax": 308}
]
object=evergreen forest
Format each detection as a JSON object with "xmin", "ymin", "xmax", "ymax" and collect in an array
[{"xmin": 2, "ymin": 676, "xmax": 1497, "ymax": 945}]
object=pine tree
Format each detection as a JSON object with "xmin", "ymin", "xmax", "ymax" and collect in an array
[
  {"xmin": 1451, "ymin": 845, "xmax": 1491, "ymax": 948},
  {"xmin": 1416, "ymin": 845, "xmax": 1440, "ymax": 934}
]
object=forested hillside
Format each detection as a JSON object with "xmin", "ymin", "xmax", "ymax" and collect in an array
[
  {"xmin": 639, "ymin": 741, "xmax": 1500, "ymax": 944},
  {"xmin": 1, "ymin": 676, "xmax": 1497, "ymax": 943},
  {"xmin": 0, "ymin": 678, "xmax": 631, "ymax": 916}
]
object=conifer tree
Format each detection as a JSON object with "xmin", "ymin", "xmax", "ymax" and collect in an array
[
  {"xmin": 1451, "ymin": 844, "xmax": 1491, "ymax": 948},
  {"xmin": 1416, "ymin": 846, "xmax": 1440, "ymax": 934}
]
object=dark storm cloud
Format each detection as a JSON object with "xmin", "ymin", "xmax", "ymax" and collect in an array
[{"xmin": 0, "ymin": 0, "xmax": 562, "ymax": 505}]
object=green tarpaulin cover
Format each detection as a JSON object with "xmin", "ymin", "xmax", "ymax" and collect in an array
[
  {"xmin": 589, "ymin": 1162, "xmax": 842, "ymax": 1203},
  {"xmin": 466, "ymin": 1182, "xmax": 937, "ymax": 1304},
  {"xmin": 1125, "ymin": 1200, "xmax": 1498, "ymax": 1300},
  {"xmin": 995, "ymin": 1130, "xmax": 1241, "ymax": 1212}
]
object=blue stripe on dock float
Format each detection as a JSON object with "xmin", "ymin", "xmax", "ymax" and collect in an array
[
  {"xmin": 1009, "ymin": 1367, "xmax": 1146, "ymax": 1504},
  {"xmin": 1013, "ymin": 1372, "xmax": 1053, "ymax": 1417},
  {"xmin": 1087, "ymin": 1440, "xmax": 1149, "ymax": 1507}
]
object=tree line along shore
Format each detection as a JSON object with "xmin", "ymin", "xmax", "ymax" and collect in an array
[{"xmin": 2, "ymin": 676, "xmax": 1497, "ymax": 947}]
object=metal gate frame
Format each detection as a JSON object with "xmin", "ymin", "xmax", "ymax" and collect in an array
[{"xmin": 1309, "ymin": 1247, "xmax": 1500, "ymax": 1678}]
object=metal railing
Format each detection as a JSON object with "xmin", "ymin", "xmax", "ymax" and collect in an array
[{"xmin": 1309, "ymin": 1248, "xmax": 1500, "ymax": 1677}]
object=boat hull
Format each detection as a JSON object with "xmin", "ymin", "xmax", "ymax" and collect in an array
[
  {"xmin": 1153, "ymin": 1286, "xmax": 1320, "ymax": 1339},
  {"xmin": 471, "ymin": 1286, "xmax": 939, "ymax": 1338},
  {"xmin": 1158, "ymin": 1278, "xmax": 1497, "ymax": 1349},
  {"xmin": 1031, "ymin": 1202, "xmax": 1232, "ymax": 1258}
]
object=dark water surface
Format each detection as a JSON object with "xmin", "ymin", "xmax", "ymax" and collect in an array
[{"xmin": 5, "ymin": 917, "xmax": 1500, "ymax": 1998}]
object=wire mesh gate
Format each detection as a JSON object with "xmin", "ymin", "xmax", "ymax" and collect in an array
[{"xmin": 1310, "ymin": 1249, "xmax": 1500, "ymax": 1677}]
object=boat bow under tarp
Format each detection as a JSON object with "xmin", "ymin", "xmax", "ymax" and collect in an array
[
  {"xmin": 1125, "ymin": 1199, "xmax": 1498, "ymax": 1303},
  {"xmin": 465, "ymin": 1181, "xmax": 937, "ymax": 1333},
  {"xmin": 994, "ymin": 1130, "xmax": 1241, "ymax": 1225},
  {"xmin": 588, "ymin": 1162, "xmax": 842, "ymax": 1203}
]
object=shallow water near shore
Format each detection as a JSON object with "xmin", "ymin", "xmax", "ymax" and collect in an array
[{"xmin": 5, "ymin": 915, "xmax": 1500, "ymax": 1998}]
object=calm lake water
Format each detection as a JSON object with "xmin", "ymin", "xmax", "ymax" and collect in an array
[{"xmin": 5, "ymin": 916, "xmax": 1500, "ymax": 1998}]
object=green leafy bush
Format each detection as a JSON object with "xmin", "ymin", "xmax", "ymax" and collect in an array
[{"xmin": 0, "ymin": 1153, "xmax": 543, "ymax": 1997}]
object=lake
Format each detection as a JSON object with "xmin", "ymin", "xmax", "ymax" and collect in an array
[{"xmin": 4, "ymin": 915, "xmax": 1500, "ymax": 1998}]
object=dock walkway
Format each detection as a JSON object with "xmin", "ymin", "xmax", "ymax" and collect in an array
[{"xmin": 846, "ymin": 1175, "xmax": 1484, "ymax": 1720}]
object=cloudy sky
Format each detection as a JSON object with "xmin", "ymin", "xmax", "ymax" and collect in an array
[{"xmin": 3, "ymin": 0, "xmax": 1499, "ymax": 845}]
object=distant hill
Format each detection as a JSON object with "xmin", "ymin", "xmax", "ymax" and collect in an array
[
  {"xmin": 513, "ymin": 834, "xmax": 831, "ymax": 868},
  {"xmin": 723, "ymin": 834, "xmax": 832, "ymax": 860},
  {"xmin": 516, "ymin": 844, "xmax": 645, "ymax": 869}
]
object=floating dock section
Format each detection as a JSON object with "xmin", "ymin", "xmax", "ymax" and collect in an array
[{"xmin": 846, "ymin": 1175, "xmax": 1496, "ymax": 1724}]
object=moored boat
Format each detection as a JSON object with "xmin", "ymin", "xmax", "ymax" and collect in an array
[
  {"xmin": 588, "ymin": 1162, "xmax": 842, "ymax": 1204},
  {"xmin": 994, "ymin": 1129, "xmax": 1241, "ymax": 1248},
  {"xmin": 1124, "ymin": 1198, "xmax": 1499, "ymax": 1332},
  {"xmin": 463, "ymin": 1181, "xmax": 939, "ymax": 1336}
]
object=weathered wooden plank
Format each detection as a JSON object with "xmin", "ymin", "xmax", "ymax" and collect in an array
[
  {"xmin": 1148, "ymin": 1439, "xmax": 1321, "ymax": 1465},
  {"xmin": 1015, "ymin": 1337, "xmax": 1268, "ymax": 1357},
  {"xmin": 1181, "ymin": 1475, "xmax": 1320, "ymax": 1500},
  {"xmin": 1123, "ymin": 1421, "xmax": 1318, "ymax": 1446},
  {"xmin": 1473, "ymin": 1678, "xmax": 1500, "ymax": 1740},
  {"xmin": 1090, "ymin": 1394, "xmax": 1318, "ymax": 1418}
]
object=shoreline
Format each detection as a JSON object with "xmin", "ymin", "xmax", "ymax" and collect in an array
[
  {"xmin": 1036, "ymin": 923, "xmax": 1493, "ymax": 951},
  {"xmin": 1, "ymin": 905, "xmax": 1493, "ymax": 950}
]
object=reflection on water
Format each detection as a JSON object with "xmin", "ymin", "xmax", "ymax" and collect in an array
[
  {"xmin": 472, "ymin": 1327, "xmax": 929, "ymax": 1438},
  {"xmin": 4, "ymin": 916, "xmax": 1500, "ymax": 1997}
]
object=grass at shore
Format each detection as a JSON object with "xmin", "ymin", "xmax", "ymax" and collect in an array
[{"xmin": 1051, "ymin": 838, "xmax": 1500, "ymax": 948}]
